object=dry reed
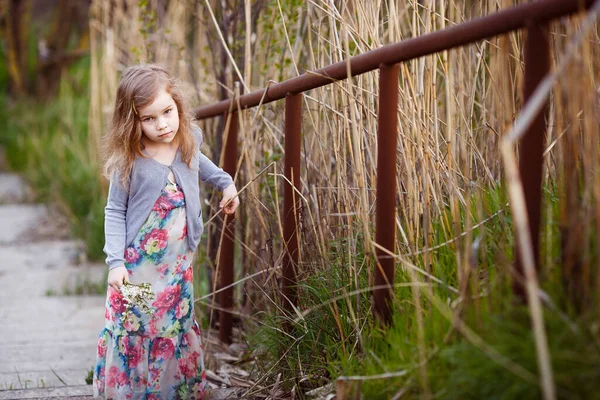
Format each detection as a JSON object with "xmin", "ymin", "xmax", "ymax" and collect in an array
[{"xmin": 87, "ymin": 0, "xmax": 600, "ymax": 396}]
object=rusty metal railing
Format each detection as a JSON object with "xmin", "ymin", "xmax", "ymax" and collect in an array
[{"xmin": 195, "ymin": 0, "xmax": 594, "ymax": 343}]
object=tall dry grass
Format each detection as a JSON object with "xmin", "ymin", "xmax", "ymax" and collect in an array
[{"xmin": 87, "ymin": 0, "xmax": 600, "ymax": 397}]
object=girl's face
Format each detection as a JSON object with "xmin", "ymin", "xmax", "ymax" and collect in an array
[{"xmin": 138, "ymin": 88, "xmax": 179, "ymax": 147}]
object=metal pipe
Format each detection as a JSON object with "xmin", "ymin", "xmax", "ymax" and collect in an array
[
  {"xmin": 374, "ymin": 64, "xmax": 399, "ymax": 325},
  {"xmin": 219, "ymin": 111, "xmax": 238, "ymax": 343},
  {"xmin": 513, "ymin": 22, "xmax": 550, "ymax": 299},
  {"xmin": 195, "ymin": 0, "xmax": 592, "ymax": 120},
  {"xmin": 282, "ymin": 93, "xmax": 302, "ymax": 314}
]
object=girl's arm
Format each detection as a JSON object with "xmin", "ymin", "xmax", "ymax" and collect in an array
[
  {"xmin": 197, "ymin": 151, "xmax": 235, "ymax": 189},
  {"xmin": 194, "ymin": 124, "xmax": 239, "ymax": 214},
  {"xmin": 194, "ymin": 124, "xmax": 235, "ymax": 190},
  {"xmin": 103, "ymin": 175, "xmax": 128, "ymax": 270},
  {"xmin": 198, "ymin": 152, "xmax": 239, "ymax": 214}
]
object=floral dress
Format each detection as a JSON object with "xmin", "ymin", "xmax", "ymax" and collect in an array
[{"xmin": 93, "ymin": 177, "xmax": 207, "ymax": 400}]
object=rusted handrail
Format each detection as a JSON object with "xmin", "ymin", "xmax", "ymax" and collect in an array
[
  {"xmin": 196, "ymin": 0, "xmax": 592, "ymax": 119},
  {"xmin": 195, "ymin": 0, "xmax": 594, "ymax": 342}
]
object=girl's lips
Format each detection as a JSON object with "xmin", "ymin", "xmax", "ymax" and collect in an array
[{"xmin": 158, "ymin": 131, "xmax": 172, "ymax": 138}]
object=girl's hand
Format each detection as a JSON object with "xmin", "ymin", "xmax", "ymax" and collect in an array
[
  {"xmin": 108, "ymin": 266, "xmax": 129, "ymax": 292},
  {"xmin": 220, "ymin": 184, "xmax": 240, "ymax": 215}
]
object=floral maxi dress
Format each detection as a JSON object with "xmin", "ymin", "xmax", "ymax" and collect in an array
[{"xmin": 94, "ymin": 178, "xmax": 207, "ymax": 399}]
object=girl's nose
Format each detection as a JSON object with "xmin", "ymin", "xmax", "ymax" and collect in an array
[{"xmin": 157, "ymin": 118, "xmax": 167, "ymax": 130}]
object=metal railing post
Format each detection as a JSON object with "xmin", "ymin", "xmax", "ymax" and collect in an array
[
  {"xmin": 219, "ymin": 110, "xmax": 238, "ymax": 343},
  {"xmin": 514, "ymin": 21, "xmax": 549, "ymax": 299},
  {"xmin": 282, "ymin": 93, "xmax": 302, "ymax": 316},
  {"xmin": 374, "ymin": 64, "xmax": 399, "ymax": 325}
]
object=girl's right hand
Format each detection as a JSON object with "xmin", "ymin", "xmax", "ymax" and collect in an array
[{"xmin": 108, "ymin": 266, "xmax": 129, "ymax": 292}]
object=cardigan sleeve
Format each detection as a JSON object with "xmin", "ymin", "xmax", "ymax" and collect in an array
[
  {"xmin": 103, "ymin": 173, "xmax": 129, "ymax": 270},
  {"xmin": 192, "ymin": 125, "xmax": 235, "ymax": 191}
]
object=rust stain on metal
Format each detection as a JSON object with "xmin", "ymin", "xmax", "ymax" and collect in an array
[
  {"xmin": 219, "ymin": 111, "xmax": 238, "ymax": 344},
  {"xmin": 513, "ymin": 22, "xmax": 550, "ymax": 299},
  {"xmin": 374, "ymin": 64, "xmax": 400, "ymax": 325},
  {"xmin": 282, "ymin": 93, "xmax": 302, "ymax": 316}
]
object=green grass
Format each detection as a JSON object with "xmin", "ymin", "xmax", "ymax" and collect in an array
[
  {"xmin": 336, "ymin": 294, "xmax": 600, "ymax": 399},
  {"xmin": 247, "ymin": 185, "xmax": 600, "ymax": 399},
  {"xmin": 0, "ymin": 56, "xmax": 106, "ymax": 261},
  {"xmin": 0, "ymin": 43, "xmax": 9, "ymax": 95}
]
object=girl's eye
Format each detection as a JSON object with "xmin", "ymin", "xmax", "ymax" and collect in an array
[
  {"xmin": 164, "ymin": 109, "xmax": 172, "ymax": 115},
  {"xmin": 143, "ymin": 117, "xmax": 153, "ymax": 122}
]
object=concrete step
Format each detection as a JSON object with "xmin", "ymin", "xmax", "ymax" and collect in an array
[
  {"xmin": 0, "ymin": 174, "xmax": 34, "ymax": 205},
  {"xmin": 0, "ymin": 367, "xmax": 93, "ymax": 388},
  {"xmin": 0, "ymin": 241, "xmax": 106, "ymax": 298},
  {"xmin": 0, "ymin": 205, "xmax": 47, "ymax": 245},
  {"xmin": 0, "ymin": 239, "xmax": 86, "ymax": 272},
  {"xmin": 0, "ymin": 340, "xmax": 97, "ymax": 374},
  {"xmin": 0, "ymin": 294, "xmax": 105, "ymax": 387},
  {"xmin": 0, "ymin": 384, "xmax": 92, "ymax": 399},
  {"xmin": 0, "ymin": 305, "xmax": 105, "ymax": 358}
]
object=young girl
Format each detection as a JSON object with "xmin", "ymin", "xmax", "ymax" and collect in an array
[{"xmin": 93, "ymin": 64, "xmax": 239, "ymax": 399}]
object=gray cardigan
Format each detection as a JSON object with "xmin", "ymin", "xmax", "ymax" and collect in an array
[{"xmin": 103, "ymin": 127, "xmax": 234, "ymax": 270}]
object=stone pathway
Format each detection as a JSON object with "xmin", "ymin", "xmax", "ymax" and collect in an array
[{"xmin": 0, "ymin": 172, "xmax": 106, "ymax": 398}]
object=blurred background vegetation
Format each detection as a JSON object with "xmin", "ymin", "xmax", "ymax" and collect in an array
[{"xmin": 1, "ymin": 0, "xmax": 599, "ymax": 398}]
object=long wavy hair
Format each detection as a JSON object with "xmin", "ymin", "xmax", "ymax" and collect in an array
[{"xmin": 103, "ymin": 64, "xmax": 197, "ymax": 189}]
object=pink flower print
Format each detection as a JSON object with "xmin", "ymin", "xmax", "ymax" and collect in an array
[
  {"xmin": 149, "ymin": 364, "xmax": 161, "ymax": 382},
  {"xmin": 106, "ymin": 366, "xmax": 128, "ymax": 388},
  {"xmin": 105, "ymin": 308, "xmax": 113, "ymax": 321},
  {"xmin": 125, "ymin": 342, "xmax": 144, "ymax": 368},
  {"xmin": 95, "ymin": 366, "xmax": 105, "ymax": 384},
  {"xmin": 141, "ymin": 229, "xmax": 168, "ymax": 256},
  {"xmin": 150, "ymin": 337, "xmax": 175, "ymax": 360},
  {"xmin": 152, "ymin": 196, "xmax": 172, "ymax": 218},
  {"xmin": 148, "ymin": 317, "xmax": 158, "ymax": 336},
  {"xmin": 152, "ymin": 285, "xmax": 181, "ymax": 313},
  {"xmin": 147, "ymin": 394, "xmax": 161, "ymax": 400},
  {"xmin": 133, "ymin": 376, "xmax": 148, "ymax": 392},
  {"xmin": 156, "ymin": 263, "xmax": 168, "ymax": 276},
  {"xmin": 173, "ymin": 255, "xmax": 184, "ymax": 275},
  {"xmin": 183, "ymin": 266, "xmax": 193, "ymax": 282},
  {"xmin": 97, "ymin": 337, "xmax": 107, "ymax": 358},
  {"xmin": 123, "ymin": 313, "xmax": 141, "ymax": 332},
  {"xmin": 125, "ymin": 248, "xmax": 140, "ymax": 264},
  {"xmin": 178, "ymin": 224, "xmax": 187, "ymax": 240},
  {"xmin": 192, "ymin": 382, "xmax": 206, "ymax": 398},
  {"xmin": 175, "ymin": 298, "xmax": 190, "ymax": 319},
  {"xmin": 168, "ymin": 187, "xmax": 184, "ymax": 203},
  {"xmin": 93, "ymin": 367, "xmax": 106, "ymax": 395},
  {"xmin": 192, "ymin": 323, "xmax": 201, "ymax": 336},
  {"xmin": 178, "ymin": 356, "xmax": 196, "ymax": 378},
  {"xmin": 109, "ymin": 288, "xmax": 127, "ymax": 314}
]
